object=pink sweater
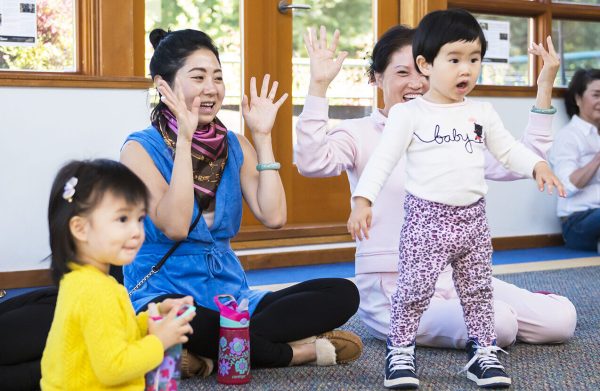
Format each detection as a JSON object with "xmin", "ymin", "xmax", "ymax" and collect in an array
[{"xmin": 295, "ymin": 95, "xmax": 554, "ymax": 274}]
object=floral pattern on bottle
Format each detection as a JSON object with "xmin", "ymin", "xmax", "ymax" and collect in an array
[
  {"xmin": 215, "ymin": 294, "xmax": 252, "ymax": 384},
  {"xmin": 145, "ymin": 344, "xmax": 182, "ymax": 391}
]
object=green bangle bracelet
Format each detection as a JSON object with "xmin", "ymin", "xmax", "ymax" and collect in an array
[
  {"xmin": 256, "ymin": 162, "xmax": 281, "ymax": 171},
  {"xmin": 531, "ymin": 105, "xmax": 557, "ymax": 115}
]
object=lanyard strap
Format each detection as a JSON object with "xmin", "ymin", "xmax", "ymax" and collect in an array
[{"xmin": 128, "ymin": 196, "xmax": 202, "ymax": 296}]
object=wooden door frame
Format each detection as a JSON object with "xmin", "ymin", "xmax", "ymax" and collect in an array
[
  {"xmin": 242, "ymin": 0, "xmax": 294, "ymax": 226},
  {"xmin": 242, "ymin": 0, "xmax": 402, "ymax": 230}
]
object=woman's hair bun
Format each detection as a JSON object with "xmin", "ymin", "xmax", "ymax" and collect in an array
[{"xmin": 149, "ymin": 28, "xmax": 168, "ymax": 49}]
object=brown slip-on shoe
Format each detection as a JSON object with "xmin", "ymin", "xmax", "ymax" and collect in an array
[
  {"xmin": 317, "ymin": 330, "xmax": 363, "ymax": 364},
  {"xmin": 181, "ymin": 349, "xmax": 214, "ymax": 378}
]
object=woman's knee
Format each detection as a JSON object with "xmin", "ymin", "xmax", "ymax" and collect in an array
[
  {"xmin": 494, "ymin": 301, "xmax": 518, "ymax": 348},
  {"xmin": 521, "ymin": 297, "xmax": 577, "ymax": 344},
  {"xmin": 327, "ymin": 278, "xmax": 360, "ymax": 317}
]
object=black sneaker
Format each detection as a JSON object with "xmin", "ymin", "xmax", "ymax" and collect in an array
[
  {"xmin": 463, "ymin": 338, "xmax": 511, "ymax": 388},
  {"xmin": 383, "ymin": 340, "xmax": 419, "ymax": 389}
]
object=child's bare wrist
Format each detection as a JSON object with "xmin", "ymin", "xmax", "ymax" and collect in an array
[{"xmin": 353, "ymin": 196, "xmax": 371, "ymax": 207}]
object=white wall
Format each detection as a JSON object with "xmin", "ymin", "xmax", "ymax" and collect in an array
[
  {"xmin": 0, "ymin": 87, "xmax": 151, "ymax": 272},
  {"xmin": 484, "ymin": 96, "xmax": 568, "ymax": 237},
  {"xmin": 0, "ymin": 88, "xmax": 569, "ymax": 272}
]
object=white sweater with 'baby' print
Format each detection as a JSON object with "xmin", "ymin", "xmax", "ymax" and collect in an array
[{"xmin": 353, "ymin": 97, "xmax": 544, "ymax": 207}]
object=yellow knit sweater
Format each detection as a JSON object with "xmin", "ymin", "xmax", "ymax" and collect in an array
[{"xmin": 41, "ymin": 263, "xmax": 164, "ymax": 390}]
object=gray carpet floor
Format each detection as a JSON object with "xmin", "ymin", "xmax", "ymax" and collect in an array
[{"xmin": 181, "ymin": 266, "xmax": 600, "ymax": 390}]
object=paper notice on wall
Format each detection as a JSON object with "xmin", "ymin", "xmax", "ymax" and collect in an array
[
  {"xmin": 0, "ymin": 0, "xmax": 36, "ymax": 46},
  {"xmin": 479, "ymin": 19, "xmax": 510, "ymax": 64}
]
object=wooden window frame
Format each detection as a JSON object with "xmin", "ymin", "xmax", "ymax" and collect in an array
[
  {"xmin": 0, "ymin": 0, "xmax": 150, "ymax": 89},
  {"xmin": 400, "ymin": 0, "xmax": 600, "ymax": 97}
]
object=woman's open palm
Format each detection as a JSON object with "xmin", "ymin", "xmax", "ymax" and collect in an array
[
  {"xmin": 304, "ymin": 26, "xmax": 348, "ymax": 86},
  {"xmin": 156, "ymin": 77, "xmax": 200, "ymax": 142},
  {"xmin": 242, "ymin": 74, "xmax": 288, "ymax": 138},
  {"xmin": 530, "ymin": 36, "xmax": 560, "ymax": 87}
]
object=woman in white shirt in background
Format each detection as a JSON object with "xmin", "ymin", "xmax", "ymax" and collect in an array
[{"xmin": 550, "ymin": 69, "xmax": 600, "ymax": 251}]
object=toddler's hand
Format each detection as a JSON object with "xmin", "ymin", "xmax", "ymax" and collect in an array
[
  {"xmin": 158, "ymin": 296, "xmax": 194, "ymax": 316},
  {"xmin": 533, "ymin": 161, "xmax": 566, "ymax": 197},
  {"xmin": 347, "ymin": 197, "xmax": 372, "ymax": 241},
  {"xmin": 148, "ymin": 305, "xmax": 195, "ymax": 350}
]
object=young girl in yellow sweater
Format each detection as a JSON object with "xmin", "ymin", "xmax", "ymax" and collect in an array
[{"xmin": 41, "ymin": 159, "xmax": 196, "ymax": 390}]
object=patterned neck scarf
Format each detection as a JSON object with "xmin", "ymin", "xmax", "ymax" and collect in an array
[{"xmin": 157, "ymin": 109, "xmax": 228, "ymax": 210}]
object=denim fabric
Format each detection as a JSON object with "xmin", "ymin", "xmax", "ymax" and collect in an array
[
  {"xmin": 123, "ymin": 126, "xmax": 268, "ymax": 314},
  {"xmin": 561, "ymin": 208, "xmax": 600, "ymax": 251}
]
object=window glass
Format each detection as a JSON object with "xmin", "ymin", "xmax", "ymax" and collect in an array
[
  {"xmin": 292, "ymin": 0, "xmax": 375, "ymax": 138},
  {"xmin": 145, "ymin": 0, "xmax": 242, "ymax": 131},
  {"xmin": 474, "ymin": 13, "xmax": 531, "ymax": 86},
  {"xmin": 0, "ymin": 0, "xmax": 76, "ymax": 72},
  {"xmin": 552, "ymin": 19, "xmax": 600, "ymax": 86}
]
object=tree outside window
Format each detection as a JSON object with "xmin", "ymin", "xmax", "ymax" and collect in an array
[{"xmin": 0, "ymin": 0, "xmax": 75, "ymax": 72}]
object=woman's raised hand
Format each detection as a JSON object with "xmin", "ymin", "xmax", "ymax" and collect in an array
[
  {"xmin": 156, "ymin": 77, "xmax": 200, "ymax": 142},
  {"xmin": 530, "ymin": 36, "xmax": 560, "ymax": 88},
  {"xmin": 304, "ymin": 26, "xmax": 348, "ymax": 95},
  {"xmin": 242, "ymin": 74, "xmax": 288, "ymax": 139}
]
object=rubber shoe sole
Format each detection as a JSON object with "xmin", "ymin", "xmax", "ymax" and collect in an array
[
  {"xmin": 467, "ymin": 371, "xmax": 511, "ymax": 388},
  {"xmin": 384, "ymin": 375, "xmax": 419, "ymax": 389}
]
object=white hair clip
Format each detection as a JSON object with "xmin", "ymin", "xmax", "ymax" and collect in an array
[{"xmin": 62, "ymin": 177, "xmax": 78, "ymax": 203}]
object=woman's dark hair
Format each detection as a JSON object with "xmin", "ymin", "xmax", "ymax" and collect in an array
[
  {"xmin": 48, "ymin": 159, "xmax": 148, "ymax": 284},
  {"xmin": 412, "ymin": 8, "xmax": 487, "ymax": 72},
  {"xmin": 368, "ymin": 25, "xmax": 416, "ymax": 83},
  {"xmin": 564, "ymin": 68, "xmax": 600, "ymax": 118},
  {"xmin": 149, "ymin": 28, "xmax": 221, "ymax": 124}
]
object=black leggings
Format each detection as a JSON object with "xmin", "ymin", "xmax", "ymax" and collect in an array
[
  {"xmin": 0, "ymin": 287, "xmax": 58, "ymax": 391},
  {"xmin": 145, "ymin": 278, "xmax": 359, "ymax": 368}
]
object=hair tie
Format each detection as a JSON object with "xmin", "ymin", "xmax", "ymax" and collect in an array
[{"xmin": 62, "ymin": 177, "xmax": 78, "ymax": 203}]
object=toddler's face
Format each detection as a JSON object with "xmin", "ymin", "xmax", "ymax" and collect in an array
[
  {"xmin": 419, "ymin": 39, "xmax": 482, "ymax": 104},
  {"xmin": 75, "ymin": 192, "xmax": 146, "ymax": 271}
]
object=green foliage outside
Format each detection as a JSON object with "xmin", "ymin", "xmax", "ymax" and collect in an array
[
  {"xmin": 0, "ymin": 0, "xmax": 75, "ymax": 71},
  {"xmin": 144, "ymin": 0, "xmax": 375, "ymax": 105},
  {"xmin": 145, "ymin": 0, "xmax": 240, "ymax": 61},
  {"xmin": 553, "ymin": 20, "xmax": 600, "ymax": 85},
  {"xmin": 291, "ymin": 0, "xmax": 372, "ymax": 59}
]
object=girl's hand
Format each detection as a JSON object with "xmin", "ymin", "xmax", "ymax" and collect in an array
[
  {"xmin": 533, "ymin": 161, "xmax": 566, "ymax": 197},
  {"xmin": 242, "ymin": 74, "xmax": 288, "ymax": 140},
  {"xmin": 347, "ymin": 197, "xmax": 373, "ymax": 241},
  {"xmin": 148, "ymin": 304, "xmax": 196, "ymax": 350},
  {"xmin": 304, "ymin": 26, "xmax": 348, "ymax": 89},
  {"xmin": 156, "ymin": 77, "xmax": 201, "ymax": 142},
  {"xmin": 530, "ymin": 36, "xmax": 560, "ymax": 88},
  {"xmin": 157, "ymin": 296, "xmax": 194, "ymax": 316}
]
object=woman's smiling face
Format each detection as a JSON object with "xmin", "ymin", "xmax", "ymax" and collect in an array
[
  {"xmin": 173, "ymin": 48, "xmax": 225, "ymax": 127},
  {"xmin": 375, "ymin": 45, "xmax": 429, "ymax": 116}
]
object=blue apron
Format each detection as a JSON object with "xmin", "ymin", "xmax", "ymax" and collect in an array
[{"xmin": 123, "ymin": 126, "xmax": 267, "ymax": 314}]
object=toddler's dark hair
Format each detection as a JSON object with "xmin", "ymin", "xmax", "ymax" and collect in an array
[
  {"xmin": 412, "ymin": 8, "xmax": 487, "ymax": 72},
  {"xmin": 47, "ymin": 159, "xmax": 148, "ymax": 284}
]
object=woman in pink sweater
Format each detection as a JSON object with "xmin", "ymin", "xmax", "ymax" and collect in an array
[{"xmin": 295, "ymin": 25, "xmax": 576, "ymax": 348}]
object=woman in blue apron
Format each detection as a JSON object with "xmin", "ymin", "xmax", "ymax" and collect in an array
[{"xmin": 120, "ymin": 28, "xmax": 361, "ymax": 377}]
